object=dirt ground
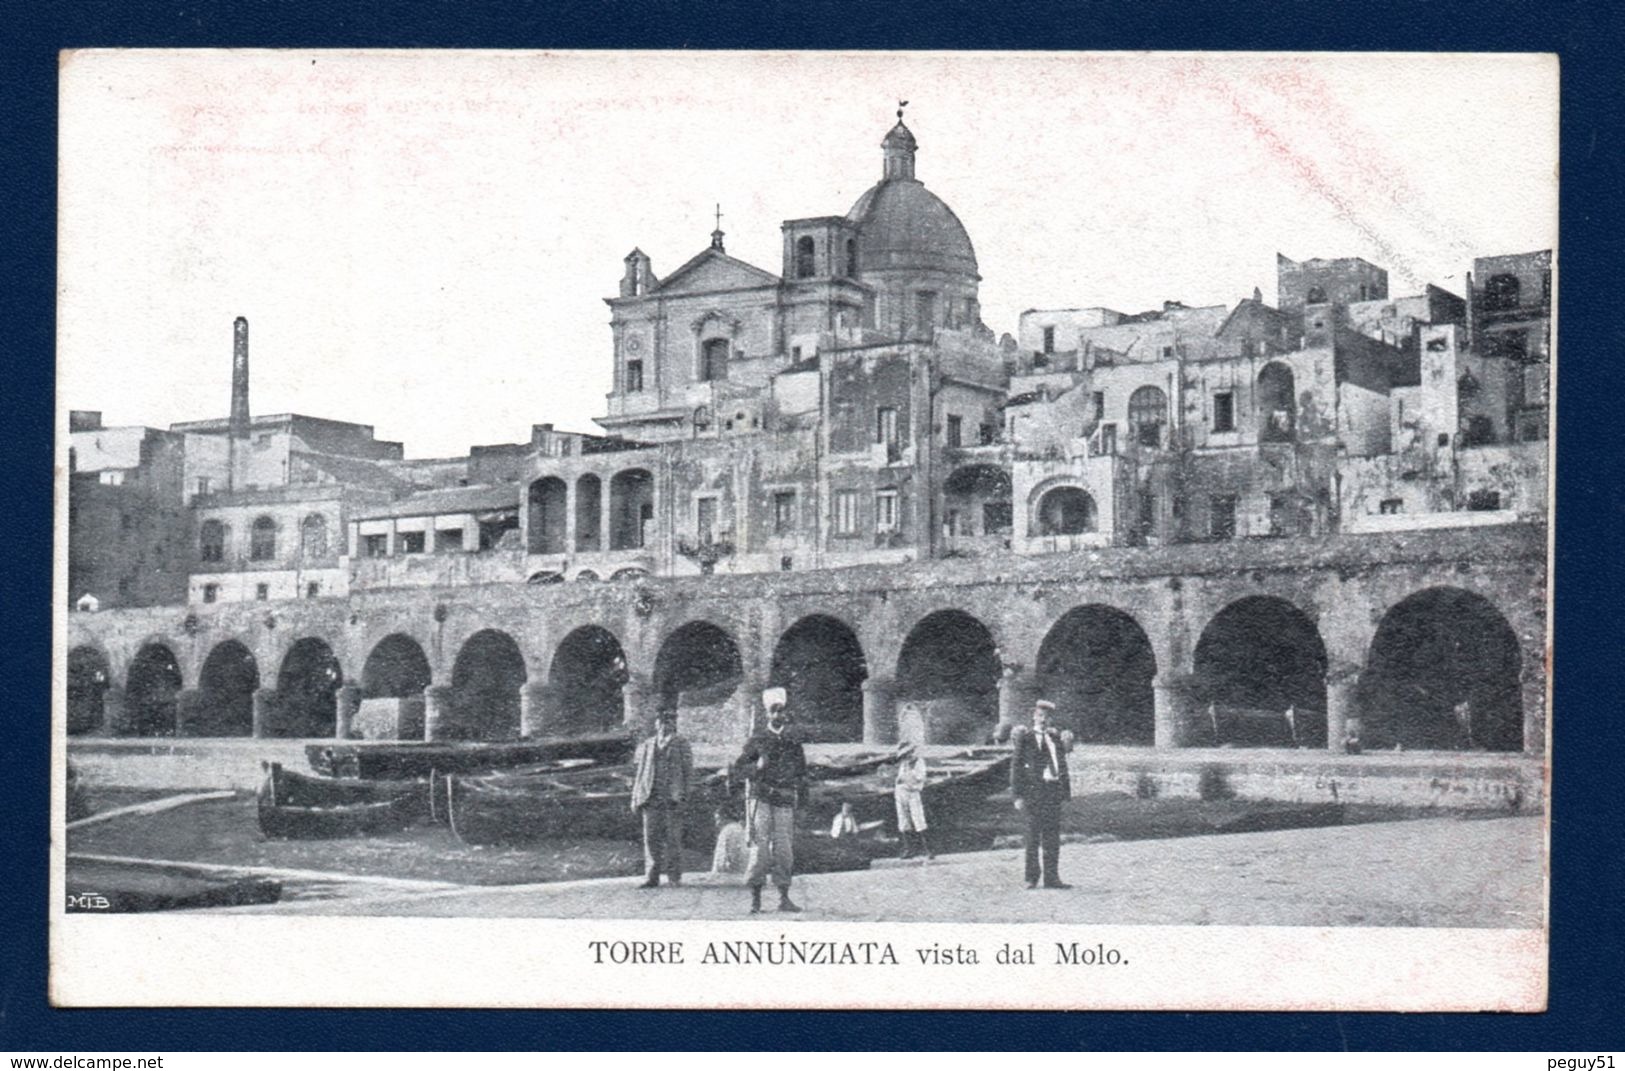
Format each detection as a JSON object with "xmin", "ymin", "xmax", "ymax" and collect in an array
[{"xmin": 64, "ymin": 787, "xmax": 1496, "ymax": 890}]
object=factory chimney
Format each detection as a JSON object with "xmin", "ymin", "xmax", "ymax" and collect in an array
[{"xmin": 230, "ymin": 316, "xmax": 251, "ymax": 438}]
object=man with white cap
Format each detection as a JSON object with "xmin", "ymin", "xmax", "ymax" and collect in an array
[{"xmin": 731, "ymin": 685, "xmax": 808, "ymax": 913}]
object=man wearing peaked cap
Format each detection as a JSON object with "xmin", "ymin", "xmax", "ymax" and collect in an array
[
  {"xmin": 731, "ymin": 685, "xmax": 807, "ymax": 913},
  {"xmin": 1010, "ymin": 698, "xmax": 1073, "ymax": 890}
]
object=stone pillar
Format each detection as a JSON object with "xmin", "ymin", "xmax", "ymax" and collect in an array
[
  {"xmin": 1325, "ymin": 677, "xmax": 1359, "ymax": 753},
  {"xmin": 251, "ymin": 688, "xmax": 278, "ymax": 738},
  {"xmin": 174, "ymin": 688, "xmax": 206, "ymax": 737},
  {"xmin": 996, "ymin": 667, "xmax": 1038, "ymax": 741},
  {"xmin": 334, "ymin": 683, "xmax": 362, "ymax": 739},
  {"xmin": 1520, "ymin": 646, "xmax": 1546, "ymax": 757},
  {"xmin": 621, "ymin": 673, "xmax": 650, "ymax": 730},
  {"xmin": 861, "ymin": 676, "xmax": 898, "ymax": 746},
  {"xmin": 423, "ymin": 684, "xmax": 453, "ymax": 741},
  {"xmin": 1152, "ymin": 677, "xmax": 1184, "ymax": 749},
  {"xmin": 520, "ymin": 680, "xmax": 562, "ymax": 739},
  {"xmin": 99, "ymin": 686, "xmax": 126, "ymax": 737}
]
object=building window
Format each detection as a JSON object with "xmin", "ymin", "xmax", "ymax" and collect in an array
[
  {"xmin": 196, "ymin": 477, "xmax": 211, "ymax": 496},
  {"xmin": 1359, "ymin": 284, "xmax": 1370, "ymax": 301},
  {"xmin": 1042, "ymin": 326, "xmax": 1055, "ymax": 354},
  {"xmin": 1092, "ymin": 391, "xmax": 1105, "ymax": 422},
  {"xmin": 780, "ymin": 555, "xmax": 794, "ymax": 572},
  {"xmin": 876, "ymin": 406, "xmax": 898, "ymax": 447},
  {"xmin": 255, "ymin": 583, "xmax": 270, "ymax": 601},
  {"xmin": 696, "ymin": 496, "xmax": 718, "ymax": 543},
  {"xmin": 435, "ymin": 528, "xmax": 464, "ymax": 553},
  {"xmin": 1209, "ymin": 495, "xmax": 1238, "ymax": 540},
  {"xmin": 699, "ymin": 338, "xmax": 729, "ymax": 382},
  {"xmin": 795, "ymin": 236, "xmax": 816, "ymax": 278},
  {"xmin": 306, "ymin": 581, "xmax": 321, "ymax": 599},
  {"xmin": 845, "ymin": 239, "xmax": 859, "ymax": 277},
  {"xmin": 1092, "ymin": 423, "xmax": 1117, "ymax": 457},
  {"xmin": 978, "ymin": 422, "xmax": 996, "ymax": 446},
  {"xmin": 1161, "ymin": 345, "xmax": 1174, "ymax": 359},
  {"xmin": 300, "ymin": 513, "xmax": 328, "ymax": 558},
  {"xmin": 1379, "ymin": 498, "xmax": 1404, "ymax": 515},
  {"xmin": 875, "ymin": 490, "xmax": 899, "ymax": 533},
  {"xmin": 773, "ymin": 491, "xmax": 797, "ymax": 535},
  {"xmin": 399, "ymin": 531, "xmax": 426, "ymax": 554},
  {"xmin": 946, "ymin": 414, "xmax": 962, "ymax": 447},
  {"xmin": 363, "ymin": 534, "xmax": 388, "ymax": 558},
  {"xmin": 1484, "ymin": 273, "xmax": 1520, "ymax": 311},
  {"xmin": 625, "ymin": 359, "xmax": 643, "ymax": 393},
  {"xmin": 1467, "ymin": 490, "xmax": 1502, "ymax": 511},
  {"xmin": 1128, "ymin": 385, "xmax": 1168, "ymax": 448},
  {"xmin": 1212, "ymin": 391, "xmax": 1236, "ymax": 432},
  {"xmin": 200, "ymin": 520, "xmax": 226, "ymax": 562},
  {"xmin": 117, "ymin": 577, "xmax": 132, "ymax": 599},
  {"xmin": 915, "ymin": 291, "xmax": 937, "ymax": 332},
  {"xmin": 202, "ymin": 584, "xmax": 219, "ymax": 604},
  {"xmin": 834, "ymin": 491, "xmax": 859, "ymax": 535},
  {"xmin": 249, "ymin": 516, "xmax": 277, "ymax": 561},
  {"xmin": 1306, "ymin": 286, "xmax": 1327, "ymax": 304}
]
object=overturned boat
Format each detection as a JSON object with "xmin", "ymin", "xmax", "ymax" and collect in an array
[
  {"xmin": 446, "ymin": 762, "xmax": 720, "ymax": 846},
  {"xmin": 256, "ymin": 761, "xmax": 427, "ymax": 839},
  {"xmin": 801, "ymin": 748, "xmax": 1014, "ymax": 832},
  {"xmin": 304, "ymin": 730, "xmax": 636, "ymax": 780}
]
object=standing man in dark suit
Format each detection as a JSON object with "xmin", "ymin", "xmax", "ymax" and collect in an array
[
  {"xmin": 630, "ymin": 709, "xmax": 695, "ymax": 888},
  {"xmin": 1011, "ymin": 699, "xmax": 1072, "ymax": 889}
]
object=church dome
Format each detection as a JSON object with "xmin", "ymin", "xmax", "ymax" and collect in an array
[{"xmin": 846, "ymin": 120, "xmax": 979, "ymax": 280}]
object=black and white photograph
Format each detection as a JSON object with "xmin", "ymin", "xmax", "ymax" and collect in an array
[{"xmin": 53, "ymin": 50, "xmax": 1554, "ymax": 1010}]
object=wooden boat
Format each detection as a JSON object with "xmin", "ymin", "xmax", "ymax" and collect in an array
[
  {"xmin": 257, "ymin": 762, "xmax": 422, "ymax": 839},
  {"xmin": 801, "ymin": 748, "xmax": 1014, "ymax": 832},
  {"xmin": 447, "ymin": 763, "xmax": 721, "ymax": 846},
  {"xmin": 305, "ymin": 730, "xmax": 636, "ymax": 780},
  {"xmin": 66, "ymin": 858, "xmax": 282, "ymax": 912}
]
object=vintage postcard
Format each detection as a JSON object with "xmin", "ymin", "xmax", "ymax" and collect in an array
[{"xmin": 53, "ymin": 50, "xmax": 1554, "ymax": 1010}]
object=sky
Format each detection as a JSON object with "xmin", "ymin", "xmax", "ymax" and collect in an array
[{"xmin": 58, "ymin": 51, "xmax": 1558, "ymax": 459}]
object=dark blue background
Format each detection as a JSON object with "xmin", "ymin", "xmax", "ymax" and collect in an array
[{"xmin": 4, "ymin": 0, "xmax": 1620, "ymax": 1051}]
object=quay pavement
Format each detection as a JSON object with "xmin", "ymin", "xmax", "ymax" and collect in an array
[{"xmin": 219, "ymin": 815, "xmax": 1544, "ymax": 928}]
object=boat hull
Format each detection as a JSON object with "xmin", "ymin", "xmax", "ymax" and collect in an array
[
  {"xmin": 257, "ymin": 762, "xmax": 423, "ymax": 839},
  {"xmin": 305, "ymin": 731, "xmax": 636, "ymax": 780}
]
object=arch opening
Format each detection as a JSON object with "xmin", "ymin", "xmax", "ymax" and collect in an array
[
  {"xmin": 1128, "ymin": 385, "xmax": 1168, "ymax": 448},
  {"xmin": 67, "ymin": 646, "xmax": 111, "ymax": 736},
  {"xmin": 274, "ymin": 638, "xmax": 342, "ymax": 738},
  {"xmin": 196, "ymin": 640, "xmax": 259, "ymax": 737},
  {"xmin": 609, "ymin": 469, "xmax": 654, "ymax": 550},
  {"xmin": 449, "ymin": 629, "xmax": 528, "ymax": 740},
  {"xmin": 653, "ymin": 621, "xmax": 743, "ymax": 715},
  {"xmin": 896, "ymin": 610, "xmax": 1000, "ymax": 744},
  {"xmin": 1258, "ymin": 362, "xmax": 1296, "ymax": 442},
  {"xmin": 550, "ymin": 626, "xmax": 629, "ymax": 734},
  {"xmin": 575, "ymin": 474, "xmax": 602, "ymax": 551},
  {"xmin": 527, "ymin": 477, "xmax": 568, "ymax": 554},
  {"xmin": 770, "ymin": 615, "xmax": 867, "ymax": 743},
  {"xmin": 1034, "ymin": 486, "xmax": 1097, "ymax": 536},
  {"xmin": 1359, "ymin": 587, "xmax": 1523, "ymax": 751},
  {"xmin": 1035, "ymin": 606, "xmax": 1156, "ymax": 744},
  {"xmin": 124, "ymin": 643, "xmax": 183, "ymax": 737},
  {"xmin": 1192, "ymin": 596, "xmax": 1327, "ymax": 747},
  {"xmin": 362, "ymin": 633, "xmax": 432, "ymax": 698}
]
